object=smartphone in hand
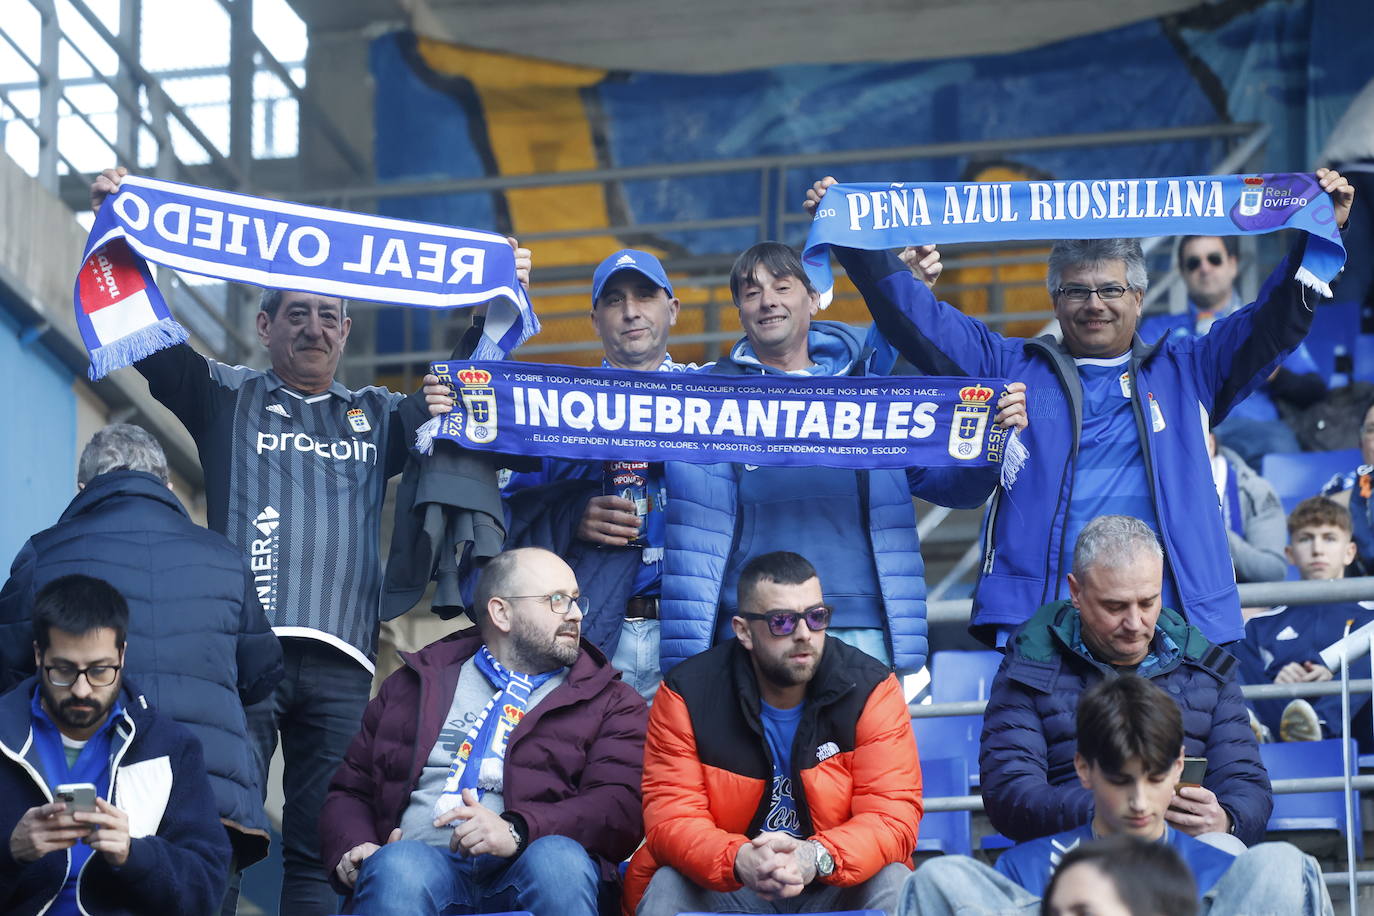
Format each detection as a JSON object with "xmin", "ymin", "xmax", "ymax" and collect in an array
[
  {"xmin": 1177, "ymin": 757, "xmax": 1207, "ymax": 789},
  {"xmin": 54, "ymin": 782, "xmax": 97, "ymax": 814}
]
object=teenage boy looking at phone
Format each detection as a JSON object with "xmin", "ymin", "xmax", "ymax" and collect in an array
[
  {"xmin": 899, "ymin": 677, "xmax": 1334, "ymax": 916},
  {"xmin": 1234, "ymin": 496, "xmax": 1374, "ymax": 750},
  {"xmin": 0, "ymin": 575, "xmax": 229, "ymax": 915}
]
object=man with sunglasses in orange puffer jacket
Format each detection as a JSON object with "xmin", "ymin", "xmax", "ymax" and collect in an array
[{"xmin": 624, "ymin": 550, "xmax": 920, "ymax": 915}]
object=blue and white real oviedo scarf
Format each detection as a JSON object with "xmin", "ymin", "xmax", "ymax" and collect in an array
[
  {"xmin": 802, "ymin": 173, "xmax": 1347, "ymax": 305},
  {"xmin": 433, "ymin": 646, "xmax": 558, "ymax": 817},
  {"xmin": 74, "ymin": 176, "xmax": 538, "ymax": 379}
]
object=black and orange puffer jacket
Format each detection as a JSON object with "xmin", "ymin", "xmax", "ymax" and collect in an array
[{"xmin": 624, "ymin": 636, "xmax": 922, "ymax": 912}]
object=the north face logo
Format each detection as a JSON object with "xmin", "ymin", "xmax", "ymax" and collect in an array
[
  {"xmin": 254, "ymin": 506, "xmax": 280, "ymax": 537},
  {"xmin": 816, "ymin": 741, "xmax": 839, "ymax": 762}
]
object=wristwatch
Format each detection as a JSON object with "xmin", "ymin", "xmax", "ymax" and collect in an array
[
  {"xmin": 808, "ymin": 839, "xmax": 835, "ymax": 878},
  {"xmin": 500, "ymin": 814, "xmax": 528, "ymax": 855}
]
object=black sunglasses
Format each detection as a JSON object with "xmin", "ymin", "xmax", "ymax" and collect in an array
[
  {"xmin": 740, "ymin": 604, "xmax": 832, "ymax": 637},
  {"xmin": 1184, "ymin": 251, "xmax": 1225, "ymax": 272}
]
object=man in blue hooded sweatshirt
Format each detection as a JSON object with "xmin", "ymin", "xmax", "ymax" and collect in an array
[{"xmin": 658, "ymin": 241, "xmax": 1026, "ymax": 677}]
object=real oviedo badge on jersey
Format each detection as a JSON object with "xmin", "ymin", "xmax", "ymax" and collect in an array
[
  {"xmin": 948, "ymin": 383, "xmax": 995, "ymax": 460},
  {"xmin": 346, "ymin": 408, "xmax": 371, "ymax": 433},
  {"xmin": 455, "ymin": 366, "xmax": 498, "ymax": 444}
]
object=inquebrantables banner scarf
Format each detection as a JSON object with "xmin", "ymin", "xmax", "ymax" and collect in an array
[
  {"xmin": 802, "ymin": 173, "xmax": 1347, "ymax": 305},
  {"xmin": 415, "ymin": 361, "xmax": 1028, "ymax": 486},
  {"xmin": 74, "ymin": 175, "xmax": 538, "ymax": 379}
]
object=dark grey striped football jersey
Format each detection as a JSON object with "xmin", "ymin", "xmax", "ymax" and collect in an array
[{"xmin": 137, "ymin": 344, "xmax": 422, "ymax": 669}]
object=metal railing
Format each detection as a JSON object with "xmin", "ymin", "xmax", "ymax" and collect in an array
[
  {"xmin": 334, "ymin": 121, "xmax": 1268, "ymax": 380},
  {"xmin": 0, "ymin": 0, "xmax": 367, "ymax": 369}
]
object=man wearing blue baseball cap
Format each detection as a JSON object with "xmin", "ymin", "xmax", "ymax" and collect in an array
[
  {"xmin": 589, "ymin": 249, "xmax": 683, "ymax": 373},
  {"xmin": 501, "ymin": 249, "xmax": 691, "ymax": 704}
]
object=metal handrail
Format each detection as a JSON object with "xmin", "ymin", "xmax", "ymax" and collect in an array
[
  {"xmin": 60, "ymin": 0, "xmax": 244, "ymax": 187},
  {"xmin": 207, "ymin": 0, "xmax": 368, "ymax": 179},
  {"xmin": 925, "ymin": 775, "xmax": 1374, "ymax": 813},
  {"xmin": 911, "ymin": 679, "xmax": 1374, "ymax": 720},
  {"xmin": 927, "ymin": 574, "xmax": 1374, "ymax": 627}
]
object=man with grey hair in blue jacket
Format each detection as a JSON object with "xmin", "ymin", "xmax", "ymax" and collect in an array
[
  {"xmin": 658, "ymin": 241, "xmax": 1028, "ymax": 677},
  {"xmin": 806, "ymin": 170, "xmax": 1354, "ymax": 651}
]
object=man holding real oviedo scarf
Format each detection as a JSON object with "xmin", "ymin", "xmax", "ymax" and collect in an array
[
  {"xmin": 804, "ymin": 166, "xmax": 1351, "ymax": 718},
  {"xmin": 805, "ymin": 169, "xmax": 1352, "ymax": 642},
  {"xmin": 85, "ymin": 168, "xmax": 529, "ymax": 916}
]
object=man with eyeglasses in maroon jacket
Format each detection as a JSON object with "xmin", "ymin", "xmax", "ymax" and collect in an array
[{"xmin": 320, "ymin": 547, "xmax": 647, "ymax": 916}]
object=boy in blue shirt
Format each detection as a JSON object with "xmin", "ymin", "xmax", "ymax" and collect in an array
[
  {"xmin": 992, "ymin": 676, "xmax": 1234, "ymax": 898},
  {"xmin": 1234, "ymin": 496, "xmax": 1374, "ymax": 749},
  {"xmin": 898, "ymin": 676, "xmax": 1332, "ymax": 915}
]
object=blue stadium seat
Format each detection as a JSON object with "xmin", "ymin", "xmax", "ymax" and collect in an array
[
  {"xmin": 914, "ymin": 755, "xmax": 972, "ymax": 857},
  {"xmin": 1357, "ymin": 334, "xmax": 1374, "ymax": 385},
  {"xmin": 679, "ymin": 912, "xmax": 881, "ymax": 916},
  {"xmin": 914, "ymin": 650, "xmax": 1004, "ymax": 789},
  {"xmin": 930, "ymin": 650, "xmax": 1003, "ymax": 705},
  {"xmin": 1260, "ymin": 449, "xmax": 1361, "ymax": 513},
  {"xmin": 1305, "ymin": 302, "xmax": 1359, "ymax": 385},
  {"xmin": 1261, "ymin": 738, "xmax": 1363, "ymax": 859}
]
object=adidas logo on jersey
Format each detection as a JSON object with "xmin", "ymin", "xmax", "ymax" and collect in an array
[{"xmin": 266, "ymin": 403, "xmax": 290, "ymax": 418}]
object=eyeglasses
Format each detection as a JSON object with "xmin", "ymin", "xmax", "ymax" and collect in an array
[
  {"xmin": 739, "ymin": 604, "xmax": 833, "ymax": 637},
  {"xmin": 500, "ymin": 592, "xmax": 590, "ymax": 617},
  {"xmin": 43, "ymin": 664, "xmax": 121, "ymax": 688},
  {"xmin": 1056, "ymin": 285, "xmax": 1131, "ymax": 302},
  {"xmin": 1184, "ymin": 252, "xmax": 1226, "ymax": 272}
]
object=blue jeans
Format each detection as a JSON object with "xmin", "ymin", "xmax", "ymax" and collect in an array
[
  {"xmin": 611, "ymin": 618, "xmax": 661, "ymax": 704},
  {"xmin": 350, "ymin": 836, "xmax": 601, "ymax": 916},
  {"xmin": 247, "ymin": 638, "xmax": 373, "ymax": 916}
]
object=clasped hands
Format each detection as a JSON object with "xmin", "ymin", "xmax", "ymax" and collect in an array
[{"xmin": 733, "ymin": 832, "xmax": 820, "ymax": 900}]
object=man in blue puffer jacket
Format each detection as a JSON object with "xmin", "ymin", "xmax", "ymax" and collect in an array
[
  {"xmin": 979, "ymin": 515, "xmax": 1271, "ymax": 846},
  {"xmin": 806, "ymin": 170, "xmax": 1354, "ymax": 649},
  {"xmin": 0, "ymin": 424, "xmax": 282, "ymax": 913},
  {"xmin": 660, "ymin": 241, "xmax": 1026, "ymax": 675}
]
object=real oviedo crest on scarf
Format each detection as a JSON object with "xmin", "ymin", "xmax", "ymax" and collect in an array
[
  {"xmin": 948, "ymin": 383, "xmax": 999, "ymax": 461},
  {"xmin": 433, "ymin": 364, "xmax": 499, "ymax": 445}
]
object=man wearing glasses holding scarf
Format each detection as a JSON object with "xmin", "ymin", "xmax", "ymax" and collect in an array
[{"xmin": 625, "ymin": 550, "xmax": 920, "ymax": 915}]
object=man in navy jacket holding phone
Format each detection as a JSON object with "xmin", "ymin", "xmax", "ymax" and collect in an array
[{"xmin": 0, "ymin": 576, "xmax": 229, "ymax": 916}]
